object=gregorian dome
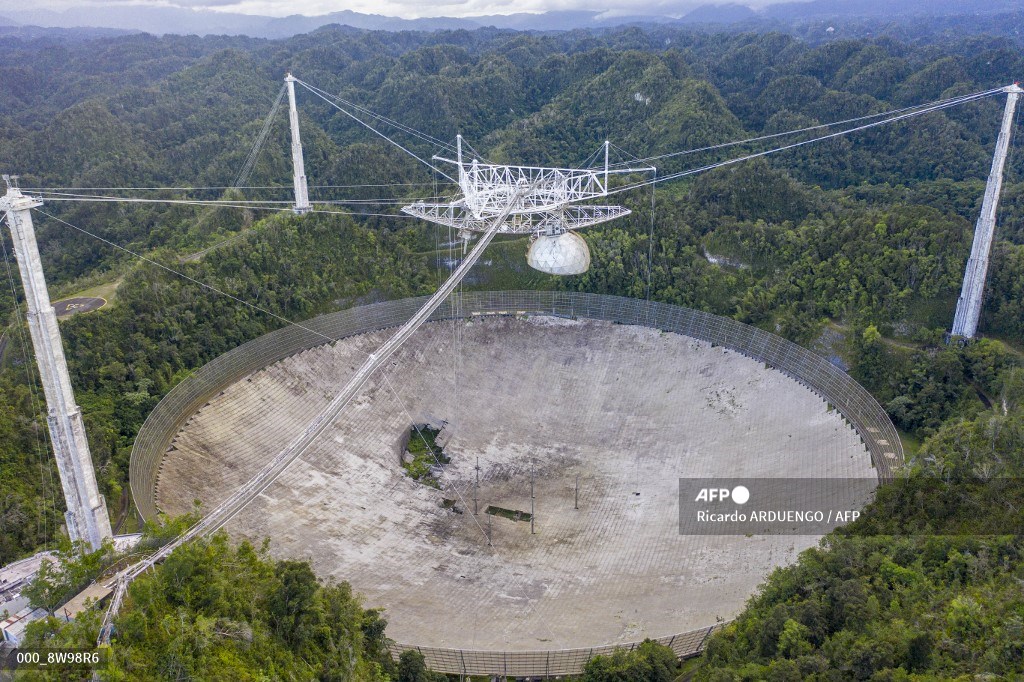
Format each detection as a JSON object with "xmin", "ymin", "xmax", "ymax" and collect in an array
[{"xmin": 526, "ymin": 231, "xmax": 592, "ymax": 275}]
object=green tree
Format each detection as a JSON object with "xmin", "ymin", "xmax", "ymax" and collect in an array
[
  {"xmin": 397, "ymin": 650, "xmax": 446, "ymax": 682},
  {"xmin": 582, "ymin": 639, "xmax": 678, "ymax": 682},
  {"xmin": 22, "ymin": 531, "xmax": 390, "ymax": 681}
]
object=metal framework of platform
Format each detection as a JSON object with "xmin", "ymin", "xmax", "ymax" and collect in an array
[{"xmin": 401, "ymin": 136, "xmax": 652, "ymax": 237}]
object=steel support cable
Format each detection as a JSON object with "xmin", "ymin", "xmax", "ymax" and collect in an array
[
  {"xmin": 609, "ymin": 141, "xmax": 646, "ymax": 167},
  {"xmin": 294, "ymin": 79, "xmax": 456, "ymax": 152},
  {"xmin": 604, "ymin": 89, "xmax": 1005, "ymax": 197},
  {"xmin": 0, "ymin": 233, "xmax": 57, "ymax": 542},
  {"xmin": 573, "ymin": 142, "xmax": 605, "ymax": 172},
  {"xmin": 24, "ymin": 182, "xmax": 453, "ymax": 191},
  {"xmin": 34, "ymin": 191, "xmax": 445, "ymax": 206},
  {"xmin": 313, "ymin": 182, "xmax": 456, "ymax": 189},
  {"xmin": 33, "ymin": 209, "xmax": 340, "ymax": 348},
  {"xmin": 26, "ymin": 87, "xmax": 1000, "ymax": 199},
  {"xmin": 298, "ymin": 79, "xmax": 457, "ymax": 181},
  {"xmin": 233, "ymin": 86, "xmax": 287, "ymax": 189},
  {"xmin": 330, "ymin": 90, "xmax": 455, "ymax": 151},
  {"xmin": 295, "ymin": 80, "xmax": 457, "ymax": 183},
  {"xmin": 178, "ymin": 203, "xmax": 431, "ymax": 261},
  {"xmin": 37, "ymin": 193, "xmax": 297, "ymax": 207},
  {"xmin": 612, "ymin": 89, "xmax": 1000, "ymax": 182},
  {"xmin": 32, "ymin": 88, "xmax": 998, "ymax": 209},
  {"xmin": 301, "ymin": 81, "xmax": 455, "ymax": 152},
  {"xmin": 31, "ymin": 195, "xmax": 420, "ymax": 220},
  {"xmin": 644, "ymin": 168, "xmax": 657, "ymax": 313},
  {"xmin": 607, "ymin": 85, "xmax": 1007, "ymax": 168},
  {"xmin": 459, "ymin": 138, "xmax": 492, "ymax": 165},
  {"xmin": 97, "ymin": 183, "xmax": 533, "ymax": 646}
]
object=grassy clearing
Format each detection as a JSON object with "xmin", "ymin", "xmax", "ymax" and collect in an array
[
  {"xmin": 897, "ymin": 428, "xmax": 923, "ymax": 457},
  {"xmin": 68, "ymin": 276, "xmax": 123, "ymax": 302},
  {"xmin": 57, "ymin": 275, "xmax": 124, "ymax": 305}
]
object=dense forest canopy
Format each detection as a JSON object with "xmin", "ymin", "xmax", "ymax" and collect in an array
[
  {"xmin": 19, "ymin": 531, "xmax": 398, "ymax": 680},
  {"xmin": 1, "ymin": 22, "xmax": 1022, "ymax": 680}
]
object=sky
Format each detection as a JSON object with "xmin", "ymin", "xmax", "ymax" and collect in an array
[{"xmin": 8, "ymin": 0, "xmax": 800, "ymax": 20}]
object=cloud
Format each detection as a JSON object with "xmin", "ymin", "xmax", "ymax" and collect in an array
[
  {"xmin": 109, "ymin": 0, "xmax": 249, "ymax": 7},
  {"xmin": 5, "ymin": 0, "xmax": 788, "ymax": 20}
]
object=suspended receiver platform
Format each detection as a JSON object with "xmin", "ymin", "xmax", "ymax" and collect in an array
[
  {"xmin": 403, "ymin": 136, "xmax": 651, "ymax": 235},
  {"xmin": 401, "ymin": 137, "xmax": 652, "ymax": 274}
]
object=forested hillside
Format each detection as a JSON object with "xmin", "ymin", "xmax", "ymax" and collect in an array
[
  {"xmin": 1, "ymin": 23, "xmax": 1023, "ymax": 680},
  {"xmin": 19, "ymin": 531, "xmax": 398, "ymax": 680}
]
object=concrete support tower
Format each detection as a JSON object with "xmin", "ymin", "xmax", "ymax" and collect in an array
[
  {"xmin": 285, "ymin": 74, "xmax": 311, "ymax": 214},
  {"xmin": 951, "ymin": 84, "xmax": 1023, "ymax": 339},
  {"xmin": 0, "ymin": 178, "xmax": 112, "ymax": 550}
]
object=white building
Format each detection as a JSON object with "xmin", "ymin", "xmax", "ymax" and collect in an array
[{"xmin": 1, "ymin": 607, "xmax": 47, "ymax": 647}]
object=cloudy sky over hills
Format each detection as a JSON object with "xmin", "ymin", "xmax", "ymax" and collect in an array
[
  {"xmin": 3, "ymin": 0, "xmax": 790, "ymax": 19},
  {"xmin": 1, "ymin": 0, "xmax": 1016, "ymax": 37},
  {"xmin": 209, "ymin": 0, "xmax": 785, "ymax": 19}
]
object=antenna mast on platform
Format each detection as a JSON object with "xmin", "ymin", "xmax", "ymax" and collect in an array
[
  {"xmin": 285, "ymin": 73, "xmax": 311, "ymax": 214},
  {"xmin": 951, "ymin": 83, "xmax": 1023, "ymax": 340},
  {"xmin": 1, "ymin": 176, "xmax": 112, "ymax": 551}
]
